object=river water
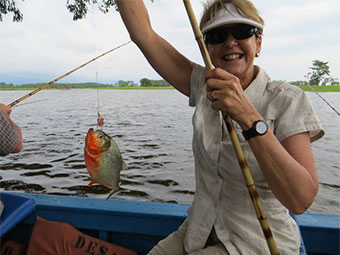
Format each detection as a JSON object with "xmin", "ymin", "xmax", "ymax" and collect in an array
[{"xmin": 0, "ymin": 89, "xmax": 339, "ymax": 214}]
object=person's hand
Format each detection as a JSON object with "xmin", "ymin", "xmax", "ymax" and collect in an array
[
  {"xmin": 205, "ymin": 68, "xmax": 260, "ymax": 129},
  {"xmin": 0, "ymin": 104, "xmax": 12, "ymax": 117},
  {"xmin": 0, "ymin": 103, "xmax": 23, "ymax": 153}
]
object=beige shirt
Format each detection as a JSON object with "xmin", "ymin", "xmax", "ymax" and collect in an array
[{"xmin": 185, "ymin": 63, "xmax": 324, "ymax": 254}]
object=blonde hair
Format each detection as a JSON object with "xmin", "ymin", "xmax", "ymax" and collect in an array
[{"xmin": 200, "ymin": 0, "xmax": 264, "ymax": 34}]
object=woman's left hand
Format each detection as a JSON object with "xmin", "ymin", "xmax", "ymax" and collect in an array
[{"xmin": 205, "ymin": 68, "xmax": 259, "ymax": 129}]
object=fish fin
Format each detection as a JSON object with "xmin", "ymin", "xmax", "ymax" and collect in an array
[
  {"xmin": 103, "ymin": 184, "xmax": 112, "ymax": 189},
  {"xmin": 88, "ymin": 181, "xmax": 96, "ymax": 186},
  {"xmin": 88, "ymin": 181, "xmax": 111, "ymax": 189}
]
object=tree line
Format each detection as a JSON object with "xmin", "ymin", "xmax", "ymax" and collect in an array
[
  {"xmin": 1, "ymin": 59, "xmax": 338, "ymax": 89},
  {"xmin": 112, "ymin": 78, "xmax": 170, "ymax": 87},
  {"xmin": 0, "ymin": 78, "xmax": 171, "ymax": 89}
]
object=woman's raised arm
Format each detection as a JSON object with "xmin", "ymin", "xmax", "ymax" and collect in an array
[{"xmin": 116, "ymin": 0, "xmax": 192, "ymax": 96}]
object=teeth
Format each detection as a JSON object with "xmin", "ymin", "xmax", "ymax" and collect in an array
[{"xmin": 224, "ymin": 54, "xmax": 241, "ymax": 60}]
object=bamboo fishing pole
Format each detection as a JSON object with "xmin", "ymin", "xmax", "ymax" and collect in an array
[
  {"xmin": 7, "ymin": 41, "xmax": 131, "ymax": 108},
  {"xmin": 183, "ymin": 1, "xmax": 279, "ymax": 254}
]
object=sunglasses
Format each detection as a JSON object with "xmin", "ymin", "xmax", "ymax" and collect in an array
[{"xmin": 204, "ymin": 24, "xmax": 259, "ymax": 44}]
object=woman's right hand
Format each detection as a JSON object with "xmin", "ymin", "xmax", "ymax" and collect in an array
[{"xmin": 205, "ymin": 68, "xmax": 261, "ymax": 130}]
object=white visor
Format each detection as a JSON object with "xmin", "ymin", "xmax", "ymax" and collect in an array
[{"xmin": 201, "ymin": 3, "xmax": 264, "ymax": 34}]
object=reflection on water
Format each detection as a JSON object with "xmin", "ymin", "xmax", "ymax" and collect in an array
[{"xmin": 0, "ymin": 90, "xmax": 339, "ymax": 214}]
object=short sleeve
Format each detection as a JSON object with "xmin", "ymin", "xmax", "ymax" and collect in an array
[
  {"xmin": 274, "ymin": 88, "xmax": 324, "ymax": 143},
  {"xmin": 189, "ymin": 63, "xmax": 206, "ymax": 107}
]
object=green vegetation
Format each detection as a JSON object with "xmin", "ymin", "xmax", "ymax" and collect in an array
[
  {"xmin": 306, "ymin": 60, "xmax": 339, "ymax": 86},
  {"xmin": 0, "ymin": 78, "xmax": 172, "ymax": 90},
  {"xmin": 106, "ymin": 86, "xmax": 173, "ymax": 90},
  {"xmin": 140, "ymin": 78, "xmax": 169, "ymax": 87},
  {"xmin": 2, "ymin": 81, "xmax": 340, "ymax": 92},
  {"xmin": 297, "ymin": 85, "xmax": 340, "ymax": 92},
  {"xmin": 1, "ymin": 0, "xmax": 154, "ymax": 22},
  {"xmin": 0, "ymin": 86, "xmax": 174, "ymax": 91}
]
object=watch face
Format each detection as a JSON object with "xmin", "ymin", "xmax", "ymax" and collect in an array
[{"xmin": 255, "ymin": 121, "xmax": 268, "ymax": 134}]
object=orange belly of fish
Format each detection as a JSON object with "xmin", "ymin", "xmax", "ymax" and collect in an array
[{"xmin": 84, "ymin": 150, "xmax": 112, "ymax": 189}]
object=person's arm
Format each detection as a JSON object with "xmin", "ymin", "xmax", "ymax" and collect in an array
[
  {"xmin": 116, "ymin": 0, "xmax": 192, "ymax": 96},
  {"xmin": 247, "ymin": 130, "xmax": 318, "ymax": 215},
  {"xmin": 235, "ymin": 101, "xmax": 318, "ymax": 215},
  {"xmin": 0, "ymin": 104, "xmax": 22, "ymax": 155},
  {"xmin": 205, "ymin": 68, "xmax": 318, "ymax": 215}
]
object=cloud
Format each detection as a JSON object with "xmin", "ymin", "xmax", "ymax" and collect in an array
[
  {"xmin": 252, "ymin": 0, "xmax": 340, "ymax": 81},
  {"xmin": 0, "ymin": 0, "xmax": 339, "ymax": 84},
  {"xmin": 263, "ymin": 1, "xmax": 338, "ymax": 30}
]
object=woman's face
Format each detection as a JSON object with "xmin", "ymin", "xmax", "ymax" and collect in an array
[{"xmin": 207, "ymin": 24, "xmax": 262, "ymax": 87}]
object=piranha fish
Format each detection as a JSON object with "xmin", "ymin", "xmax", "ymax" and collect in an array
[{"xmin": 84, "ymin": 128, "xmax": 126, "ymax": 200}]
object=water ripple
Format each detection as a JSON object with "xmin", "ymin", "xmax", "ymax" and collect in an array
[
  {"xmin": 0, "ymin": 90, "xmax": 338, "ymax": 214},
  {"xmin": 147, "ymin": 179, "xmax": 179, "ymax": 187}
]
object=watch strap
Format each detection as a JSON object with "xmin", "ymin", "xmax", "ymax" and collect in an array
[{"xmin": 242, "ymin": 120, "xmax": 268, "ymax": 140}]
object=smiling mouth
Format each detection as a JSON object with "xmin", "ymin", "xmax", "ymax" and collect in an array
[{"xmin": 223, "ymin": 54, "xmax": 242, "ymax": 60}]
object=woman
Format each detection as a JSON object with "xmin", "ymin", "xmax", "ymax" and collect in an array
[
  {"xmin": 0, "ymin": 103, "xmax": 22, "ymax": 156},
  {"xmin": 116, "ymin": 0, "xmax": 324, "ymax": 254}
]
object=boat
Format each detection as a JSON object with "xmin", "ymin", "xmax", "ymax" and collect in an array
[{"xmin": 0, "ymin": 192, "xmax": 339, "ymax": 254}]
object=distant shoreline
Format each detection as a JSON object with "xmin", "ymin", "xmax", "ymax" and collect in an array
[
  {"xmin": 1, "ymin": 85, "xmax": 339, "ymax": 92},
  {"xmin": 0, "ymin": 86, "xmax": 173, "ymax": 91}
]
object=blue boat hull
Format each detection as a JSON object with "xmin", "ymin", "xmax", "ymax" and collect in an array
[{"xmin": 1, "ymin": 192, "xmax": 339, "ymax": 254}]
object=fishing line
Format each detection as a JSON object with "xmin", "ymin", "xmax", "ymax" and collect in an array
[
  {"xmin": 13, "ymin": 99, "xmax": 49, "ymax": 108},
  {"xmin": 7, "ymin": 42, "xmax": 131, "ymax": 108},
  {"xmin": 90, "ymin": 5, "xmax": 104, "ymax": 129},
  {"xmin": 307, "ymin": 84, "xmax": 340, "ymax": 116}
]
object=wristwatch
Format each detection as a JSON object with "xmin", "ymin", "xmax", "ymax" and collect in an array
[{"xmin": 242, "ymin": 120, "xmax": 268, "ymax": 140}]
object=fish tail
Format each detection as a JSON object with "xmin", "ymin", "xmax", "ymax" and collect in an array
[
  {"xmin": 105, "ymin": 187, "xmax": 131, "ymax": 200},
  {"xmin": 105, "ymin": 190, "xmax": 116, "ymax": 200},
  {"xmin": 105, "ymin": 187, "xmax": 121, "ymax": 200}
]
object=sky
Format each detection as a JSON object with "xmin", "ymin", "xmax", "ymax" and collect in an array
[{"xmin": 0, "ymin": 0, "xmax": 339, "ymax": 85}]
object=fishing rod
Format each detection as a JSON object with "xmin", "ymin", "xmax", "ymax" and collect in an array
[
  {"xmin": 7, "ymin": 41, "xmax": 131, "ymax": 108},
  {"xmin": 182, "ymin": 1, "xmax": 279, "ymax": 254}
]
